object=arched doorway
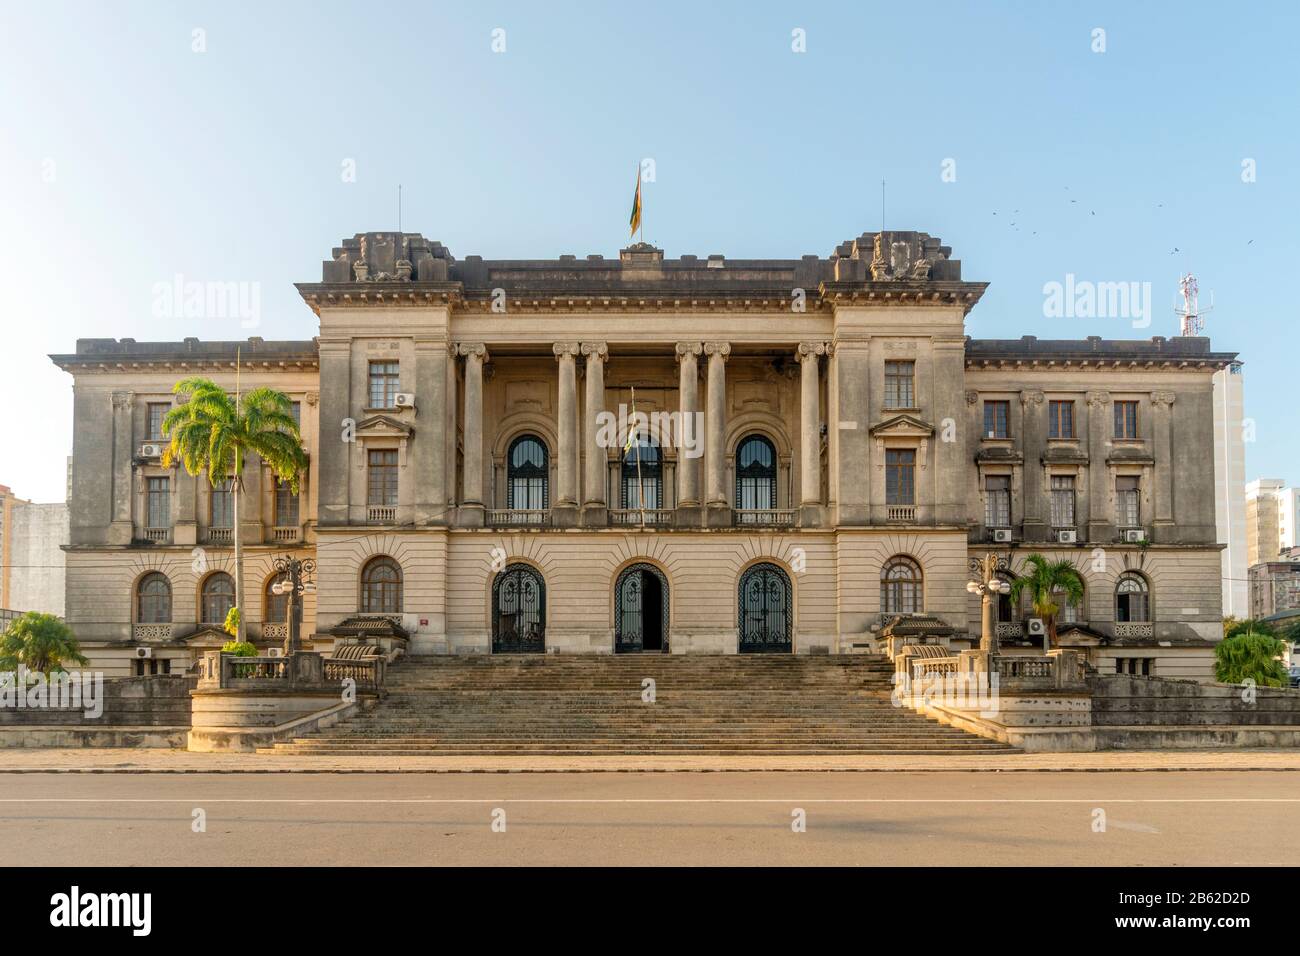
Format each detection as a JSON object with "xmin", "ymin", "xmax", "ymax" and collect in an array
[
  {"xmin": 492, "ymin": 563, "xmax": 546, "ymax": 653},
  {"xmin": 615, "ymin": 563, "xmax": 669, "ymax": 654},
  {"xmin": 737, "ymin": 562, "xmax": 792, "ymax": 653}
]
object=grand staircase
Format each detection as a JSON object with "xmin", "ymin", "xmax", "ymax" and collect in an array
[{"xmin": 264, "ymin": 654, "xmax": 1016, "ymax": 756}]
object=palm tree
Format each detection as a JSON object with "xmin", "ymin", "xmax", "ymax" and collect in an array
[
  {"xmin": 1008, "ymin": 554, "xmax": 1085, "ymax": 651},
  {"xmin": 1215, "ymin": 630, "xmax": 1287, "ymax": 687},
  {"xmin": 0, "ymin": 612, "xmax": 89, "ymax": 675},
  {"xmin": 161, "ymin": 376, "xmax": 306, "ymax": 644}
]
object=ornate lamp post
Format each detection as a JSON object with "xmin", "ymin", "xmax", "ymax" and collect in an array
[
  {"xmin": 270, "ymin": 555, "xmax": 316, "ymax": 655},
  {"xmin": 966, "ymin": 552, "xmax": 1012, "ymax": 654}
]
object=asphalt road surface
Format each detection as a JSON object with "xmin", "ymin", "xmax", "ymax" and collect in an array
[{"xmin": 2, "ymin": 770, "xmax": 1297, "ymax": 866}]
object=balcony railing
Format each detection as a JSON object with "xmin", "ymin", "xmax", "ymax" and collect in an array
[
  {"xmin": 1113, "ymin": 622, "xmax": 1154, "ymax": 638},
  {"xmin": 133, "ymin": 623, "xmax": 173, "ymax": 641},
  {"xmin": 367, "ymin": 506, "xmax": 397, "ymax": 524},
  {"xmin": 271, "ymin": 526, "xmax": 300, "ymax": 543},
  {"xmin": 205, "ymin": 527, "xmax": 233, "ymax": 544},
  {"xmin": 262, "ymin": 622, "xmax": 288, "ymax": 642},
  {"xmin": 143, "ymin": 527, "xmax": 171, "ymax": 544},
  {"xmin": 886, "ymin": 504, "xmax": 916, "ymax": 523},
  {"xmin": 486, "ymin": 509, "xmax": 551, "ymax": 528},
  {"xmin": 733, "ymin": 509, "xmax": 797, "ymax": 528},
  {"xmin": 609, "ymin": 509, "xmax": 674, "ymax": 527}
]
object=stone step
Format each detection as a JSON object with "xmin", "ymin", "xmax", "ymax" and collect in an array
[{"xmin": 268, "ymin": 653, "xmax": 1015, "ymax": 756}]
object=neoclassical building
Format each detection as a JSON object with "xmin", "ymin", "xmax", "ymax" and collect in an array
[{"xmin": 51, "ymin": 230, "xmax": 1236, "ymax": 679}]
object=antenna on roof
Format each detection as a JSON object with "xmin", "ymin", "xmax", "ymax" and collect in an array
[{"xmin": 1174, "ymin": 273, "xmax": 1213, "ymax": 336}]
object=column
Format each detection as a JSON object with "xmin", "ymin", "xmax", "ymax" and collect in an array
[
  {"xmin": 413, "ymin": 335, "xmax": 447, "ymax": 525},
  {"xmin": 1020, "ymin": 389, "xmax": 1047, "ymax": 542},
  {"xmin": 581, "ymin": 342, "xmax": 609, "ymax": 526},
  {"xmin": 1151, "ymin": 391, "xmax": 1176, "ymax": 540},
  {"xmin": 458, "ymin": 343, "xmax": 487, "ymax": 526},
  {"xmin": 675, "ymin": 342, "xmax": 703, "ymax": 526},
  {"xmin": 445, "ymin": 344, "xmax": 458, "ymax": 514},
  {"xmin": 1085, "ymin": 390, "xmax": 1111, "ymax": 542},
  {"xmin": 110, "ymin": 391, "xmax": 134, "ymax": 544},
  {"xmin": 797, "ymin": 342, "xmax": 827, "ymax": 525},
  {"xmin": 704, "ymin": 341, "xmax": 730, "ymax": 526},
  {"xmin": 553, "ymin": 342, "xmax": 580, "ymax": 526},
  {"xmin": 316, "ymin": 340, "xmax": 351, "ymax": 526}
]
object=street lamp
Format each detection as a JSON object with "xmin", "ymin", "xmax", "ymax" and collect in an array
[
  {"xmin": 271, "ymin": 554, "xmax": 317, "ymax": 655},
  {"xmin": 967, "ymin": 552, "xmax": 1012, "ymax": 654}
]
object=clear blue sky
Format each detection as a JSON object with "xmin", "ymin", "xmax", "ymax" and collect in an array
[{"xmin": 1, "ymin": 1, "xmax": 1296, "ymax": 502}]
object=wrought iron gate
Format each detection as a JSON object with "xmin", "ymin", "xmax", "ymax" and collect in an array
[
  {"xmin": 737, "ymin": 562, "xmax": 792, "ymax": 653},
  {"xmin": 492, "ymin": 564, "xmax": 546, "ymax": 653},
  {"xmin": 615, "ymin": 563, "xmax": 669, "ymax": 654}
]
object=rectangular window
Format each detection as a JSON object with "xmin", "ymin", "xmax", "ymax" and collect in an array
[
  {"xmin": 985, "ymin": 475, "xmax": 1011, "ymax": 527},
  {"xmin": 883, "ymin": 361, "xmax": 915, "ymax": 409},
  {"xmin": 274, "ymin": 477, "xmax": 299, "ymax": 527},
  {"xmin": 367, "ymin": 449, "xmax": 399, "ymax": 506},
  {"xmin": 1050, "ymin": 475, "xmax": 1076, "ymax": 528},
  {"xmin": 1114, "ymin": 400, "xmax": 1139, "ymax": 439},
  {"xmin": 291, "ymin": 401, "xmax": 301, "ymax": 427},
  {"xmin": 146, "ymin": 403, "xmax": 169, "ymax": 441},
  {"xmin": 210, "ymin": 479, "xmax": 234, "ymax": 528},
  {"xmin": 1048, "ymin": 400, "xmax": 1074, "ymax": 439},
  {"xmin": 983, "ymin": 401, "xmax": 1009, "ymax": 439},
  {"xmin": 1116, "ymin": 475, "xmax": 1140, "ymax": 527},
  {"xmin": 368, "ymin": 361, "xmax": 400, "ymax": 409},
  {"xmin": 146, "ymin": 477, "xmax": 170, "ymax": 528},
  {"xmin": 885, "ymin": 450, "xmax": 915, "ymax": 505}
]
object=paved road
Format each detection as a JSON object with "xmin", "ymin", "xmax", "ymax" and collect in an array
[{"xmin": 2, "ymin": 770, "xmax": 1298, "ymax": 865}]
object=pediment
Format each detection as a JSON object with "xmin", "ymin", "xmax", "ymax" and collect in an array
[
  {"xmin": 355, "ymin": 415, "xmax": 413, "ymax": 439},
  {"xmin": 868, "ymin": 414, "xmax": 934, "ymax": 438}
]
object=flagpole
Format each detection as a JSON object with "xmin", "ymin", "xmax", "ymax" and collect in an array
[{"xmin": 638, "ymin": 162, "xmax": 645, "ymax": 244}]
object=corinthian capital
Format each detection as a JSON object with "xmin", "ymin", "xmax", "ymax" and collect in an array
[
  {"xmin": 1020, "ymin": 389, "xmax": 1045, "ymax": 408},
  {"xmin": 1086, "ymin": 390, "xmax": 1111, "ymax": 408},
  {"xmin": 1151, "ymin": 390, "xmax": 1176, "ymax": 409}
]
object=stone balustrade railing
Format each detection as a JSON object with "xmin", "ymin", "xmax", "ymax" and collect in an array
[
  {"xmin": 733, "ymin": 509, "xmax": 797, "ymax": 527},
  {"xmin": 609, "ymin": 509, "xmax": 674, "ymax": 527}
]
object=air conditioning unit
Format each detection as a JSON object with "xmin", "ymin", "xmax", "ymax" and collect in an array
[
  {"xmin": 265, "ymin": 647, "xmax": 283, "ymax": 658},
  {"xmin": 1026, "ymin": 618, "xmax": 1047, "ymax": 636},
  {"xmin": 1056, "ymin": 529, "xmax": 1078, "ymax": 544},
  {"xmin": 139, "ymin": 443, "xmax": 163, "ymax": 458},
  {"xmin": 134, "ymin": 646, "xmax": 153, "ymax": 659},
  {"xmin": 991, "ymin": 528, "xmax": 1013, "ymax": 543},
  {"xmin": 1123, "ymin": 529, "xmax": 1146, "ymax": 543},
  {"xmin": 393, "ymin": 392, "xmax": 416, "ymax": 409}
]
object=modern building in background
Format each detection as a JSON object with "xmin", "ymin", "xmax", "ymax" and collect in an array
[
  {"xmin": 1212, "ymin": 362, "xmax": 1247, "ymax": 617},
  {"xmin": 1246, "ymin": 478, "xmax": 1300, "ymax": 567},
  {"xmin": 0, "ymin": 484, "xmax": 68, "ymax": 617},
  {"xmin": 50, "ymin": 230, "xmax": 1237, "ymax": 679},
  {"xmin": 1249, "ymin": 547, "xmax": 1300, "ymax": 619}
]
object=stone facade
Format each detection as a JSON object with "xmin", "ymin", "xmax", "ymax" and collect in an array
[
  {"xmin": 0, "ymin": 485, "xmax": 67, "ymax": 616},
  {"xmin": 50, "ymin": 231, "xmax": 1237, "ymax": 680}
]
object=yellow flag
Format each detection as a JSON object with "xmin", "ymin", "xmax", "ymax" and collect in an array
[{"xmin": 628, "ymin": 167, "xmax": 642, "ymax": 238}]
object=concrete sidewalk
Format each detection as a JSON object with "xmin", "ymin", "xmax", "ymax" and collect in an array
[{"xmin": 1, "ymin": 748, "xmax": 1299, "ymax": 773}]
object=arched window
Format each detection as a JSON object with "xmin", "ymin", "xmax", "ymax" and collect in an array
[
  {"xmin": 201, "ymin": 572, "xmax": 235, "ymax": 624},
  {"xmin": 622, "ymin": 437, "xmax": 662, "ymax": 509},
  {"xmin": 1054, "ymin": 584, "xmax": 1084, "ymax": 624},
  {"xmin": 136, "ymin": 573, "xmax": 172, "ymax": 624},
  {"xmin": 880, "ymin": 556, "xmax": 923, "ymax": 615},
  {"xmin": 507, "ymin": 435, "xmax": 548, "ymax": 510},
  {"xmin": 735, "ymin": 435, "xmax": 777, "ymax": 511},
  {"xmin": 361, "ymin": 557, "xmax": 403, "ymax": 614},
  {"xmin": 265, "ymin": 574, "xmax": 291, "ymax": 627},
  {"xmin": 493, "ymin": 563, "xmax": 546, "ymax": 653},
  {"xmin": 737, "ymin": 562, "xmax": 792, "ymax": 653},
  {"xmin": 1115, "ymin": 572, "xmax": 1150, "ymax": 623}
]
